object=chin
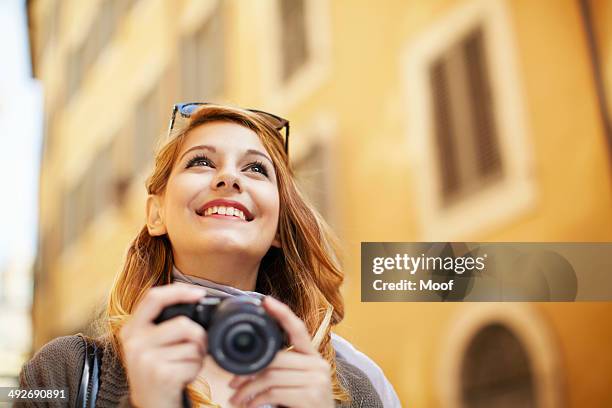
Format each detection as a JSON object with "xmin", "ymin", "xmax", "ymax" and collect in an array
[{"xmin": 199, "ymin": 234, "xmax": 251, "ymax": 252}]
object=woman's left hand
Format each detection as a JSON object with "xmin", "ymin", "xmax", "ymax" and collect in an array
[{"xmin": 228, "ymin": 296, "xmax": 335, "ymax": 408}]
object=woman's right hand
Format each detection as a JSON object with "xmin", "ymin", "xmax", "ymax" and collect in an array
[{"xmin": 119, "ymin": 283, "xmax": 208, "ymax": 408}]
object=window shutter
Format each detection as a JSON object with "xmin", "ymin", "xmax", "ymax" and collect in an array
[
  {"xmin": 430, "ymin": 59, "xmax": 461, "ymax": 200},
  {"xmin": 429, "ymin": 27, "xmax": 503, "ymax": 206},
  {"xmin": 180, "ymin": 4, "xmax": 226, "ymax": 101},
  {"xmin": 464, "ymin": 29, "xmax": 502, "ymax": 178}
]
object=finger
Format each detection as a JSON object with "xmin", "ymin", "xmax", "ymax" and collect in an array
[
  {"xmin": 228, "ymin": 351, "xmax": 301, "ymax": 389},
  {"xmin": 244, "ymin": 387, "xmax": 304, "ymax": 408},
  {"xmin": 228, "ymin": 352, "xmax": 310, "ymax": 389},
  {"xmin": 130, "ymin": 284, "xmax": 207, "ymax": 329},
  {"xmin": 147, "ymin": 316, "xmax": 207, "ymax": 351},
  {"xmin": 267, "ymin": 351, "xmax": 324, "ymax": 370},
  {"xmin": 228, "ymin": 374, "xmax": 256, "ymax": 390},
  {"xmin": 159, "ymin": 342, "xmax": 205, "ymax": 363},
  {"xmin": 263, "ymin": 296, "xmax": 316, "ymax": 355},
  {"xmin": 230, "ymin": 352, "xmax": 326, "ymax": 389},
  {"xmin": 164, "ymin": 360, "xmax": 206, "ymax": 388},
  {"xmin": 230, "ymin": 370, "xmax": 307, "ymax": 406}
]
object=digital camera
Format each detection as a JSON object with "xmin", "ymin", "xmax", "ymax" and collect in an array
[{"xmin": 154, "ymin": 295, "xmax": 287, "ymax": 375}]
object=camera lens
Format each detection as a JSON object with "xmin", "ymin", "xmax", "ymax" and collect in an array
[
  {"xmin": 207, "ymin": 296, "xmax": 285, "ymax": 374},
  {"xmin": 233, "ymin": 331, "xmax": 256, "ymax": 353},
  {"xmin": 224, "ymin": 323, "xmax": 264, "ymax": 363}
]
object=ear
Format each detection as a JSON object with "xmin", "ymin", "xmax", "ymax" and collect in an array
[
  {"xmin": 146, "ymin": 194, "xmax": 167, "ymax": 236},
  {"xmin": 271, "ymin": 230, "xmax": 281, "ymax": 248}
]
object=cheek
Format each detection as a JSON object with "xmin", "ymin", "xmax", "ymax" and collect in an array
[
  {"xmin": 164, "ymin": 176, "xmax": 204, "ymax": 219},
  {"xmin": 266, "ymin": 189, "xmax": 281, "ymax": 223},
  {"xmin": 253, "ymin": 184, "xmax": 280, "ymax": 222}
]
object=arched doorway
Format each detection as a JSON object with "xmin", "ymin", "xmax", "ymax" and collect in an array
[
  {"xmin": 461, "ymin": 323, "xmax": 536, "ymax": 408},
  {"xmin": 438, "ymin": 303, "xmax": 563, "ymax": 408}
]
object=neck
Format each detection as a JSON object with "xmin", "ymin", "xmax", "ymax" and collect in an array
[{"xmin": 172, "ymin": 250, "xmax": 260, "ymax": 291}]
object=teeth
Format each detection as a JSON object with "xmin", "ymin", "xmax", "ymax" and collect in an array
[{"xmin": 200, "ymin": 205, "xmax": 248, "ymax": 221}]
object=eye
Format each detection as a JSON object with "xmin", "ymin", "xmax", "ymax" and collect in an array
[
  {"xmin": 186, "ymin": 154, "xmax": 214, "ymax": 169},
  {"xmin": 246, "ymin": 161, "xmax": 269, "ymax": 177}
]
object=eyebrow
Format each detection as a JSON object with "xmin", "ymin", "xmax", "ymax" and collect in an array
[{"xmin": 179, "ymin": 144, "xmax": 274, "ymax": 165}]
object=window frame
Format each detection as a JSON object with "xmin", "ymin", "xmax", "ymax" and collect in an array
[
  {"xmin": 436, "ymin": 303, "xmax": 562, "ymax": 408},
  {"xmin": 178, "ymin": 0, "xmax": 227, "ymax": 102},
  {"xmin": 259, "ymin": 0, "xmax": 332, "ymax": 112},
  {"xmin": 401, "ymin": 0, "xmax": 536, "ymax": 240},
  {"xmin": 289, "ymin": 114, "xmax": 339, "ymax": 229}
]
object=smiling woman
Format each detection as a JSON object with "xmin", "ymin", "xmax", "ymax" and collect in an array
[{"xmin": 17, "ymin": 104, "xmax": 398, "ymax": 408}]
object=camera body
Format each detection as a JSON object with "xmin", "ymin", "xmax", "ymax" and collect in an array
[{"xmin": 154, "ymin": 295, "xmax": 286, "ymax": 375}]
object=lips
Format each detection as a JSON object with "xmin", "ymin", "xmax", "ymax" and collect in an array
[{"xmin": 195, "ymin": 199, "xmax": 254, "ymax": 221}]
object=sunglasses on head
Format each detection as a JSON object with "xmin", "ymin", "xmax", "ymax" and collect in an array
[{"xmin": 167, "ymin": 102, "xmax": 290, "ymax": 156}]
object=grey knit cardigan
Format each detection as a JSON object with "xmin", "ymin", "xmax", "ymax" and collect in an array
[{"xmin": 17, "ymin": 334, "xmax": 383, "ymax": 407}]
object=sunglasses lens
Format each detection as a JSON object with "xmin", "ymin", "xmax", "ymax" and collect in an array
[
  {"xmin": 170, "ymin": 104, "xmax": 288, "ymax": 153},
  {"xmin": 180, "ymin": 103, "xmax": 202, "ymax": 116}
]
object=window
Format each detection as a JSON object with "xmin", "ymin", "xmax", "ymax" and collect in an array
[
  {"xmin": 67, "ymin": 0, "xmax": 133, "ymax": 101},
  {"xmin": 62, "ymin": 175, "xmax": 92, "ymax": 250},
  {"xmin": 41, "ymin": 213, "xmax": 63, "ymax": 274},
  {"xmin": 76, "ymin": 170, "xmax": 95, "ymax": 239},
  {"xmin": 429, "ymin": 28, "xmax": 503, "ymax": 206},
  {"xmin": 61, "ymin": 142, "xmax": 116, "ymax": 250},
  {"xmin": 91, "ymin": 143, "xmax": 114, "ymax": 216},
  {"xmin": 111, "ymin": 126, "xmax": 135, "ymax": 207},
  {"xmin": 260, "ymin": 0, "xmax": 331, "ymax": 110},
  {"xmin": 290, "ymin": 117, "xmax": 338, "ymax": 225},
  {"xmin": 438, "ymin": 303, "xmax": 562, "ymax": 408},
  {"xmin": 402, "ymin": 0, "xmax": 536, "ymax": 239},
  {"xmin": 293, "ymin": 141, "xmax": 330, "ymax": 220},
  {"xmin": 66, "ymin": 42, "xmax": 85, "ymax": 100},
  {"xmin": 461, "ymin": 324, "xmax": 536, "ymax": 408},
  {"xmin": 134, "ymin": 84, "xmax": 164, "ymax": 173},
  {"xmin": 279, "ymin": 0, "xmax": 309, "ymax": 82},
  {"xmin": 62, "ymin": 187, "xmax": 76, "ymax": 250},
  {"xmin": 96, "ymin": 2, "xmax": 116, "ymax": 60},
  {"xmin": 180, "ymin": 4, "xmax": 226, "ymax": 101}
]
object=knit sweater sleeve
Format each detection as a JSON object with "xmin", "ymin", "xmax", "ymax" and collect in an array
[
  {"xmin": 15, "ymin": 335, "xmax": 86, "ymax": 408},
  {"xmin": 335, "ymin": 353, "xmax": 384, "ymax": 407}
]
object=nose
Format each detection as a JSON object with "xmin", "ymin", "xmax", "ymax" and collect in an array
[{"xmin": 211, "ymin": 169, "xmax": 242, "ymax": 193}]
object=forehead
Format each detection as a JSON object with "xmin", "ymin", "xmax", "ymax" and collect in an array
[{"xmin": 179, "ymin": 121, "xmax": 266, "ymax": 154}]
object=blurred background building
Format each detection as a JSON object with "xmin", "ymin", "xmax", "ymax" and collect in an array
[
  {"xmin": 0, "ymin": 0, "xmax": 42, "ymax": 387},
  {"xmin": 13, "ymin": 0, "xmax": 612, "ymax": 406}
]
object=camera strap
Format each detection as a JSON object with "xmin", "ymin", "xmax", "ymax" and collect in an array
[{"xmin": 77, "ymin": 335, "xmax": 103, "ymax": 408}]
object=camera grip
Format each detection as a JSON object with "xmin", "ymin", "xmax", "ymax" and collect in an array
[{"xmin": 153, "ymin": 303, "xmax": 196, "ymax": 325}]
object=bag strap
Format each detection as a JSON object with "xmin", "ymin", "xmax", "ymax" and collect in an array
[{"xmin": 77, "ymin": 335, "xmax": 103, "ymax": 408}]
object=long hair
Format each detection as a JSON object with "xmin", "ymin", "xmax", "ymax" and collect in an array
[{"xmin": 103, "ymin": 105, "xmax": 350, "ymax": 406}]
